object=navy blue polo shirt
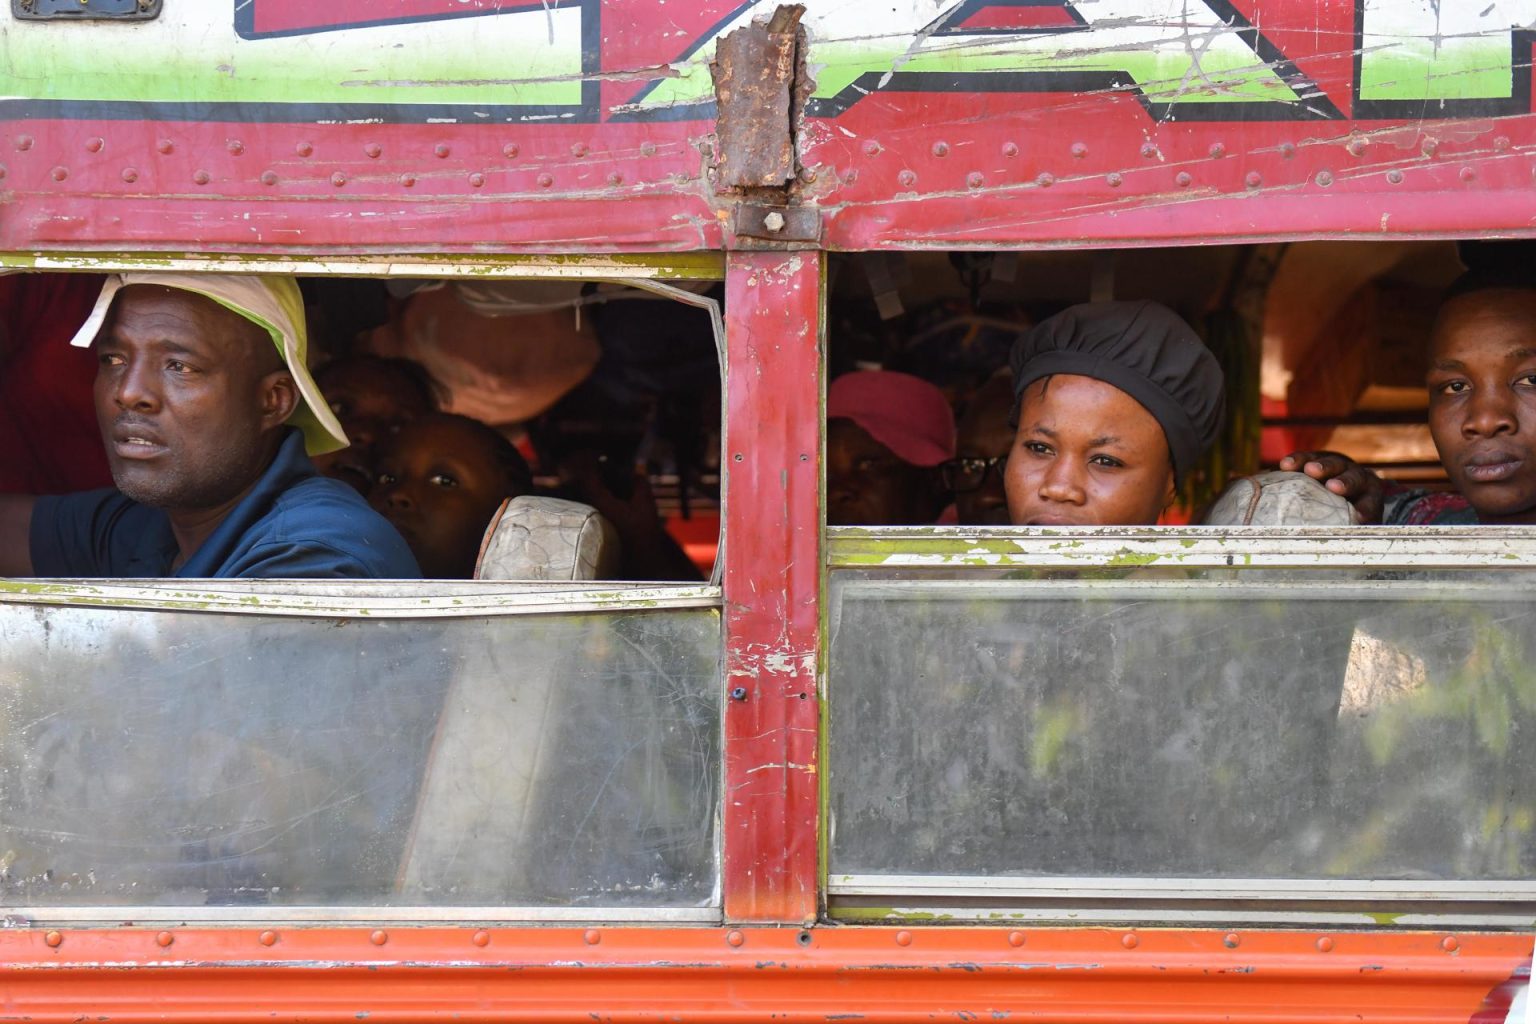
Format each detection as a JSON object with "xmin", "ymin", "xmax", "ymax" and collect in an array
[{"xmin": 30, "ymin": 429, "xmax": 420, "ymax": 579}]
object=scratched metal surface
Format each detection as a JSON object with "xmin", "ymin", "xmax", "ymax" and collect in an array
[
  {"xmin": 0, "ymin": 602, "xmax": 720, "ymax": 909},
  {"xmin": 828, "ymin": 568, "xmax": 1536, "ymax": 883},
  {"xmin": 3, "ymin": 0, "xmax": 1536, "ymax": 250}
]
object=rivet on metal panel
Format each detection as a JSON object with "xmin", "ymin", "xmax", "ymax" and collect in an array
[
  {"xmin": 1105, "ymin": 172, "xmax": 1122, "ymax": 188},
  {"xmin": 1245, "ymin": 171, "xmax": 1261, "ymax": 188},
  {"xmin": 800, "ymin": 167, "xmax": 817, "ymax": 183},
  {"xmin": 895, "ymin": 931, "xmax": 913, "ymax": 947},
  {"xmin": 1175, "ymin": 171, "xmax": 1192, "ymax": 188},
  {"xmin": 967, "ymin": 172, "xmax": 984, "ymax": 189},
  {"xmin": 1459, "ymin": 166, "xmax": 1476, "ymax": 182},
  {"xmin": 472, "ymin": 930, "xmax": 491, "ymax": 947},
  {"xmin": 727, "ymin": 930, "xmax": 745, "ymax": 947},
  {"xmin": 863, "ymin": 141, "xmax": 881, "ymax": 156},
  {"xmin": 1279, "ymin": 142, "xmax": 1296, "ymax": 159},
  {"xmin": 503, "ymin": 143, "xmax": 520, "ymax": 159},
  {"xmin": 729, "ymin": 686, "xmax": 749, "ymax": 701},
  {"xmin": 931, "ymin": 142, "xmax": 949, "ymax": 158},
  {"xmin": 43, "ymin": 931, "xmax": 62, "ymax": 948},
  {"xmin": 1071, "ymin": 142, "xmax": 1088, "ymax": 159},
  {"xmin": 294, "ymin": 141, "xmax": 312, "ymax": 157},
  {"xmin": 1223, "ymin": 933, "xmax": 1240, "ymax": 948},
  {"xmin": 1121, "ymin": 933, "xmax": 1139, "ymax": 949},
  {"xmin": 364, "ymin": 143, "xmax": 382, "ymax": 159},
  {"xmin": 85, "ymin": 136, "xmax": 103, "ymax": 153},
  {"xmin": 370, "ymin": 930, "xmax": 388, "ymax": 946},
  {"xmin": 1139, "ymin": 142, "xmax": 1158, "ymax": 159},
  {"xmin": 434, "ymin": 144, "xmax": 451, "ymax": 159},
  {"xmin": 14, "ymin": 135, "xmax": 33, "ymax": 151},
  {"xmin": 898, "ymin": 170, "xmax": 917, "ymax": 188},
  {"xmin": 1036, "ymin": 172, "xmax": 1054, "ymax": 188},
  {"xmin": 1002, "ymin": 142, "xmax": 1019, "ymax": 158},
  {"xmin": 583, "ymin": 929, "xmax": 601, "ymax": 945},
  {"xmin": 538, "ymin": 174, "xmax": 554, "ymax": 188},
  {"xmin": 227, "ymin": 140, "xmax": 244, "ymax": 156},
  {"xmin": 1347, "ymin": 138, "xmax": 1366, "ymax": 157},
  {"xmin": 469, "ymin": 172, "xmax": 485, "ymax": 188},
  {"xmin": 1421, "ymin": 138, "xmax": 1438, "ymax": 157},
  {"xmin": 331, "ymin": 172, "xmax": 347, "ymax": 187},
  {"xmin": 1387, "ymin": 169, "xmax": 1403, "ymax": 184},
  {"xmin": 258, "ymin": 931, "xmax": 278, "ymax": 946},
  {"xmin": 1316, "ymin": 936, "xmax": 1334, "ymax": 952},
  {"xmin": 1007, "ymin": 931, "xmax": 1025, "ymax": 947},
  {"xmin": 156, "ymin": 139, "xmax": 173, "ymax": 155},
  {"xmin": 155, "ymin": 931, "xmax": 174, "ymax": 948},
  {"xmin": 1442, "ymin": 936, "xmax": 1459, "ymax": 952},
  {"xmin": 121, "ymin": 167, "xmax": 137, "ymax": 183},
  {"xmin": 1314, "ymin": 170, "xmax": 1334, "ymax": 187},
  {"xmin": 571, "ymin": 142, "xmax": 588, "ymax": 157},
  {"xmin": 1208, "ymin": 142, "xmax": 1225, "ymax": 158},
  {"xmin": 607, "ymin": 172, "xmax": 623, "ymax": 186},
  {"xmin": 399, "ymin": 173, "xmax": 416, "ymax": 187},
  {"xmin": 50, "ymin": 166, "xmax": 67, "ymax": 182},
  {"xmin": 1495, "ymin": 135, "xmax": 1511, "ymax": 151},
  {"xmin": 261, "ymin": 170, "xmax": 279, "ymax": 186},
  {"xmin": 192, "ymin": 169, "xmax": 210, "ymax": 185},
  {"xmin": 639, "ymin": 141, "xmax": 656, "ymax": 157}
]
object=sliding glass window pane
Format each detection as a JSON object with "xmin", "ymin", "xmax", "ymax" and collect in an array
[
  {"xmin": 829, "ymin": 569, "xmax": 1536, "ymax": 883},
  {"xmin": 0, "ymin": 599, "xmax": 719, "ymax": 910}
]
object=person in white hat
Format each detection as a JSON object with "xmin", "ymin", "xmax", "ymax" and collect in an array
[{"xmin": 0, "ymin": 273, "xmax": 419, "ymax": 578}]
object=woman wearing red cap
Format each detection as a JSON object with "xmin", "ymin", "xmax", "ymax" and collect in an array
[{"xmin": 826, "ymin": 369, "xmax": 956, "ymax": 526}]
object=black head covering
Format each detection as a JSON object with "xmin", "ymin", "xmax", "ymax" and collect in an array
[{"xmin": 1009, "ymin": 301, "xmax": 1225, "ymax": 484}]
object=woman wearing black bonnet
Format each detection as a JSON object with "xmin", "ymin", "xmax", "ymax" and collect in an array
[{"xmin": 1005, "ymin": 301, "xmax": 1225, "ymax": 526}]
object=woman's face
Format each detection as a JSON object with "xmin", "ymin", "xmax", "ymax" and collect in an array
[{"xmin": 1004, "ymin": 374, "xmax": 1175, "ymax": 527}]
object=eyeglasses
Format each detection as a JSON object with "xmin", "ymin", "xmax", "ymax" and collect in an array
[{"xmin": 940, "ymin": 454, "xmax": 1008, "ymax": 493}]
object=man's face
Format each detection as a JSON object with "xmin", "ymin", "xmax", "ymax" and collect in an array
[
  {"xmin": 312, "ymin": 359, "xmax": 433, "ymax": 494},
  {"xmin": 370, "ymin": 415, "xmax": 526, "ymax": 578},
  {"xmin": 950, "ymin": 377, "xmax": 1015, "ymax": 526},
  {"xmin": 1427, "ymin": 289, "xmax": 1536, "ymax": 523},
  {"xmin": 93, "ymin": 286, "xmax": 293, "ymax": 511},
  {"xmin": 1004, "ymin": 374, "xmax": 1175, "ymax": 527},
  {"xmin": 826, "ymin": 418, "xmax": 936, "ymax": 526}
]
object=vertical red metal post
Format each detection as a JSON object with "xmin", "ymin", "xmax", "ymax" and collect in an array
[{"xmin": 721, "ymin": 249, "xmax": 823, "ymax": 924}]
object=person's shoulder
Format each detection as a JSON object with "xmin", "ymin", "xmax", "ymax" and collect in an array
[
  {"xmin": 249, "ymin": 476, "xmax": 420, "ymax": 577},
  {"xmin": 1382, "ymin": 488, "xmax": 1477, "ymax": 525}
]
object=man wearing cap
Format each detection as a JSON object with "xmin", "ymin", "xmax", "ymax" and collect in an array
[
  {"xmin": 826, "ymin": 369, "xmax": 956, "ymax": 526},
  {"xmin": 0, "ymin": 273, "xmax": 419, "ymax": 579}
]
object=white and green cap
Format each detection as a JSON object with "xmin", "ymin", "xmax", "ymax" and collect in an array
[{"xmin": 68, "ymin": 272, "xmax": 349, "ymax": 456}]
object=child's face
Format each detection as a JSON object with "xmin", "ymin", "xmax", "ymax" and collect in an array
[
  {"xmin": 1428, "ymin": 289, "xmax": 1536, "ymax": 523},
  {"xmin": 313, "ymin": 360, "xmax": 433, "ymax": 494},
  {"xmin": 370, "ymin": 416, "xmax": 520, "ymax": 578}
]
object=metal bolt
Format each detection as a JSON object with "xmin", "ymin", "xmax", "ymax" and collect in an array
[
  {"xmin": 967, "ymin": 172, "xmax": 984, "ymax": 189},
  {"xmin": 571, "ymin": 142, "xmax": 588, "ymax": 157},
  {"xmin": 1223, "ymin": 933, "xmax": 1240, "ymax": 948},
  {"xmin": 1441, "ymin": 936, "xmax": 1459, "ymax": 952},
  {"xmin": 898, "ymin": 170, "xmax": 917, "ymax": 188},
  {"xmin": 1279, "ymin": 142, "xmax": 1296, "ymax": 159},
  {"xmin": 503, "ymin": 143, "xmax": 520, "ymax": 159},
  {"xmin": 1316, "ymin": 936, "xmax": 1334, "ymax": 952},
  {"xmin": 799, "ymin": 167, "xmax": 818, "ymax": 184},
  {"xmin": 1140, "ymin": 142, "xmax": 1158, "ymax": 159},
  {"xmin": 157, "ymin": 139, "xmax": 174, "ymax": 155},
  {"xmin": 468, "ymin": 172, "xmax": 486, "ymax": 188},
  {"xmin": 259, "ymin": 931, "xmax": 278, "ymax": 946},
  {"xmin": 331, "ymin": 172, "xmax": 347, "ymax": 188},
  {"xmin": 85, "ymin": 137, "xmax": 103, "ymax": 153},
  {"xmin": 931, "ymin": 141, "xmax": 949, "ymax": 158},
  {"xmin": 120, "ymin": 167, "xmax": 137, "ymax": 183},
  {"xmin": 1175, "ymin": 171, "xmax": 1192, "ymax": 188},
  {"xmin": 1208, "ymin": 142, "xmax": 1226, "ymax": 158},
  {"xmin": 895, "ymin": 931, "xmax": 912, "ymax": 947},
  {"xmin": 1007, "ymin": 931, "xmax": 1025, "ymax": 947},
  {"xmin": 15, "ymin": 135, "xmax": 33, "ymax": 152},
  {"xmin": 50, "ymin": 166, "xmax": 67, "ymax": 182},
  {"xmin": 729, "ymin": 686, "xmax": 749, "ymax": 701},
  {"xmin": 294, "ymin": 141, "xmax": 312, "ymax": 157},
  {"xmin": 1314, "ymin": 170, "xmax": 1334, "ymax": 187},
  {"xmin": 43, "ymin": 931, "xmax": 62, "ymax": 948},
  {"xmin": 1421, "ymin": 138, "xmax": 1439, "ymax": 157},
  {"xmin": 472, "ymin": 930, "xmax": 491, "ymax": 947},
  {"xmin": 261, "ymin": 170, "xmax": 279, "ymax": 186},
  {"xmin": 583, "ymin": 929, "xmax": 601, "ymax": 945},
  {"xmin": 399, "ymin": 173, "xmax": 417, "ymax": 187},
  {"xmin": 370, "ymin": 930, "xmax": 388, "ymax": 946},
  {"xmin": 227, "ymin": 140, "xmax": 244, "ymax": 156},
  {"xmin": 1105, "ymin": 172, "xmax": 1123, "ymax": 188},
  {"xmin": 863, "ymin": 141, "xmax": 881, "ymax": 156},
  {"xmin": 1121, "ymin": 933, "xmax": 1140, "ymax": 949},
  {"xmin": 1002, "ymin": 142, "xmax": 1019, "ymax": 158},
  {"xmin": 434, "ymin": 143, "xmax": 451, "ymax": 159},
  {"xmin": 1459, "ymin": 166, "xmax": 1476, "ymax": 182},
  {"xmin": 1245, "ymin": 171, "xmax": 1262, "ymax": 188},
  {"xmin": 726, "ymin": 930, "xmax": 745, "ymax": 947},
  {"xmin": 1347, "ymin": 138, "xmax": 1366, "ymax": 157},
  {"xmin": 538, "ymin": 173, "xmax": 554, "ymax": 188},
  {"xmin": 1036, "ymin": 172, "xmax": 1054, "ymax": 188},
  {"xmin": 364, "ymin": 143, "xmax": 382, "ymax": 159},
  {"xmin": 1387, "ymin": 169, "xmax": 1403, "ymax": 184},
  {"xmin": 156, "ymin": 931, "xmax": 174, "ymax": 948},
  {"xmin": 193, "ymin": 169, "xmax": 210, "ymax": 185},
  {"xmin": 763, "ymin": 211, "xmax": 786, "ymax": 232},
  {"xmin": 1071, "ymin": 142, "xmax": 1088, "ymax": 159}
]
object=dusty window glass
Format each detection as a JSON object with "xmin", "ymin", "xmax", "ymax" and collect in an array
[
  {"xmin": 828, "ymin": 568, "xmax": 1536, "ymax": 886},
  {"xmin": 0, "ymin": 586, "xmax": 720, "ymax": 913}
]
